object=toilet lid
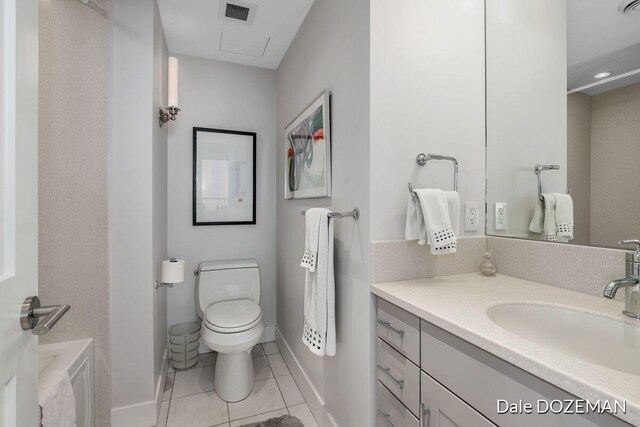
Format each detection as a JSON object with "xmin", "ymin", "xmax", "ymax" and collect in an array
[{"xmin": 204, "ymin": 299, "xmax": 262, "ymax": 331}]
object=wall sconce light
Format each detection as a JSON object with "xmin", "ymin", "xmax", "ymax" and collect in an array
[{"xmin": 159, "ymin": 56, "xmax": 180, "ymax": 127}]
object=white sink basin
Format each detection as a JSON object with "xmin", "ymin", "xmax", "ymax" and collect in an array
[{"xmin": 487, "ymin": 303, "xmax": 640, "ymax": 376}]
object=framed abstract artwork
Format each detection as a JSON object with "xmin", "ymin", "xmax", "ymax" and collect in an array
[
  {"xmin": 193, "ymin": 127, "xmax": 256, "ymax": 225},
  {"xmin": 284, "ymin": 90, "xmax": 331, "ymax": 199}
]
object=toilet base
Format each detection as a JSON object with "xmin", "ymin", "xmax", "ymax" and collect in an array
[{"xmin": 214, "ymin": 350, "xmax": 254, "ymax": 402}]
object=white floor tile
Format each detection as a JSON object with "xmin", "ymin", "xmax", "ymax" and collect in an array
[
  {"xmin": 251, "ymin": 344, "xmax": 265, "ymax": 358},
  {"xmin": 229, "ymin": 408, "xmax": 288, "ymax": 427},
  {"xmin": 156, "ymin": 400, "xmax": 169, "ymax": 427},
  {"xmin": 262, "ymin": 341, "xmax": 279, "ymax": 355},
  {"xmin": 172, "ymin": 366, "xmax": 214, "ymax": 399},
  {"xmin": 253, "ymin": 356, "xmax": 273, "ymax": 381},
  {"xmin": 288, "ymin": 404, "xmax": 319, "ymax": 427},
  {"xmin": 275, "ymin": 375, "xmax": 305, "ymax": 407},
  {"xmin": 196, "ymin": 352, "xmax": 217, "ymax": 368},
  {"xmin": 266, "ymin": 354, "xmax": 290, "ymax": 377},
  {"xmin": 167, "ymin": 392, "xmax": 228, "ymax": 427},
  {"xmin": 227, "ymin": 378, "xmax": 286, "ymax": 421},
  {"xmin": 162, "ymin": 373, "xmax": 174, "ymax": 401}
]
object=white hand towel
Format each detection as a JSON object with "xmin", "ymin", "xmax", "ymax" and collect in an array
[
  {"xmin": 529, "ymin": 197, "xmax": 544, "ymax": 234},
  {"xmin": 542, "ymin": 194, "xmax": 558, "ymax": 242},
  {"xmin": 405, "ymin": 195, "xmax": 427, "ymax": 245},
  {"xmin": 554, "ymin": 193, "xmax": 574, "ymax": 242},
  {"xmin": 302, "ymin": 209, "xmax": 335, "ymax": 356},
  {"xmin": 414, "ymin": 189, "xmax": 457, "ymax": 255},
  {"xmin": 39, "ymin": 370, "xmax": 76, "ymax": 427},
  {"xmin": 300, "ymin": 208, "xmax": 323, "ymax": 272},
  {"xmin": 445, "ymin": 191, "xmax": 460, "ymax": 237}
]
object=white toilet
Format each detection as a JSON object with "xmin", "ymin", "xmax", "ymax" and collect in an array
[{"xmin": 196, "ymin": 259, "xmax": 264, "ymax": 402}]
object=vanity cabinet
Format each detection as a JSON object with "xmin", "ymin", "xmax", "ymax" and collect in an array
[{"xmin": 375, "ymin": 297, "xmax": 631, "ymax": 427}]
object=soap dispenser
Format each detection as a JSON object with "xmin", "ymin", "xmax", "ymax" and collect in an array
[{"xmin": 480, "ymin": 251, "xmax": 497, "ymax": 276}]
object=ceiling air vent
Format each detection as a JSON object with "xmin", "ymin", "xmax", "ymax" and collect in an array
[
  {"xmin": 225, "ymin": 3, "xmax": 251, "ymax": 21},
  {"xmin": 622, "ymin": 0, "xmax": 640, "ymax": 13},
  {"xmin": 219, "ymin": 1, "xmax": 257, "ymax": 25}
]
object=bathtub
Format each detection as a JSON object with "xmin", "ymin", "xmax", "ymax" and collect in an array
[{"xmin": 39, "ymin": 338, "xmax": 95, "ymax": 427}]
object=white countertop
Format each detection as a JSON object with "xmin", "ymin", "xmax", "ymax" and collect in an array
[{"xmin": 371, "ymin": 273, "xmax": 640, "ymax": 426}]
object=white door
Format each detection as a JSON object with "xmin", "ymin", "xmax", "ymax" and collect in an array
[{"xmin": 0, "ymin": 0, "xmax": 40, "ymax": 425}]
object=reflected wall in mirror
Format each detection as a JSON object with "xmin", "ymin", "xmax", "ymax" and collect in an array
[{"xmin": 486, "ymin": 0, "xmax": 640, "ymax": 249}]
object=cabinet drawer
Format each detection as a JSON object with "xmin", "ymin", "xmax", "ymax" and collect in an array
[
  {"xmin": 377, "ymin": 298, "xmax": 420, "ymax": 365},
  {"xmin": 421, "ymin": 371, "xmax": 495, "ymax": 427},
  {"xmin": 377, "ymin": 338, "xmax": 420, "ymax": 417},
  {"xmin": 377, "ymin": 381, "xmax": 420, "ymax": 427}
]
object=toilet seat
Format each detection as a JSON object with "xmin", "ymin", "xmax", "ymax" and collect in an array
[{"xmin": 204, "ymin": 299, "xmax": 262, "ymax": 333}]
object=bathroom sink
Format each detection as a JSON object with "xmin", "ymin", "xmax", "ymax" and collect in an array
[{"xmin": 487, "ymin": 303, "xmax": 640, "ymax": 376}]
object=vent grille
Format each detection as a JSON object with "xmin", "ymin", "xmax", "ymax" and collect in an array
[
  {"xmin": 225, "ymin": 3, "xmax": 251, "ymax": 21},
  {"xmin": 623, "ymin": 0, "xmax": 640, "ymax": 13}
]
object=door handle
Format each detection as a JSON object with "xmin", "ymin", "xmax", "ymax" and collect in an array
[{"xmin": 20, "ymin": 296, "xmax": 70, "ymax": 335}]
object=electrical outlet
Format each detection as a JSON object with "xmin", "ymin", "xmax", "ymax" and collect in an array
[
  {"xmin": 494, "ymin": 202, "xmax": 507, "ymax": 231},
  {"xmin": 464, "ymin": 202, "xmax": 480, "ymax": 231}
]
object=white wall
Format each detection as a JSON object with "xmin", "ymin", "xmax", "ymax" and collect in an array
[
  {"xmin": 485, "ymin": 0, "xmax": 567, "ymax": 237},
  {"xmin": 166, "ymin": 55, "xmax": 277, "ymax": 344},
  {"xmin": 111, "ymin": 0, "xmax": 168, "ymax": 425},
  {"xmin": 370, "ymin": 0, "xmax": 486, "ymax": 242},
  {"xmin": 276, "ymin": 0, "xmax": 372, "ymax": 425}
]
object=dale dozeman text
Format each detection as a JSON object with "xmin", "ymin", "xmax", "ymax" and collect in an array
[{"xmin": 497, "ymin": 399, "xmax": 626, "ymax": 415}]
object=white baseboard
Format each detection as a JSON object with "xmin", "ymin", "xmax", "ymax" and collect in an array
[
  {"xmin": 111, "ymin": 344, "xmax": 170, "ymax": 427},
  {"xmin": 275, "ymin": 328, "xmax": 338, "ymax": 427}
]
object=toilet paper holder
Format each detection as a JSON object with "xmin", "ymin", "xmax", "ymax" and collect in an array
[{"xmin": 155, "ymin": 258, "xmax": 186, "ymax": 289}]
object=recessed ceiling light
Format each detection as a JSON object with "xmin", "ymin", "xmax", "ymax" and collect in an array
[{"xmin": 594, "ymin": 72, "xmax": 613, "ymax": 79}]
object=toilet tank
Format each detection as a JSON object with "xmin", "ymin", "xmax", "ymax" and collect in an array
[{"xmin": 196, "ymin": 259, "xmax": 261, "ymax": 319}]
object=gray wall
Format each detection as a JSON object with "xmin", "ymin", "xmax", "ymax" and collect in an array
[
  {"xmin": 38, "ymin": 0, "xmax": 111, "ymax": 425},
  {"xmin": 370, "ymin": 0, "xmax": 486, "ymax": 241},
  {"xmin": 110, "ymin": 0, "xmax": 169, "ymax": 424},
  {"xmin": 166, "ymin": 55, "xmax": 277, "ymax": 346},
  {"xmin": 276, "ymin": 0, "xmax": 373, "ymax": 425},
  {"xmin": 152, "ymin": 0, "xmax": 169, "ymax": 396},
  {"xmin": 590, "ymin": 82, "xmax": 640, "ymax": 247},
  {"xmin": 567, "ymin": 93, "xmax": 591, "ymax": 246}
]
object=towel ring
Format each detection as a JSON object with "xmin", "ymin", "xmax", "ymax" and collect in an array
[{"xmin": 408, "ymin": 153, "xmax": 458, "ymax": 196}]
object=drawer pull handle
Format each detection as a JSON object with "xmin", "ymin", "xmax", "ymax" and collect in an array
[
  {"xmin": 377, "ymin": 319, "xmax": 405, "ymax": 337},
  {"xmin": 420, "ymin": 403, "xmax": 431, "ymax": 427},
  {"xmin": 376, "ymin": 409, "xmax": 395, "ymax": 427},
  {"xmin": 376, "ymin": 364, "xmax": 405, "ymax": 389}
]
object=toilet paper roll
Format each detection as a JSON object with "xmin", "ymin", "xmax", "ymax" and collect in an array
[{"xmin": 161, "ymin": 259, "xmax": 185, "ymax": 284}]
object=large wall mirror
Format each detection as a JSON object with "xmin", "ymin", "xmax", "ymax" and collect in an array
[{"xmin": 486, "ymin": 0, "xmax": 640, "ymax": 249}]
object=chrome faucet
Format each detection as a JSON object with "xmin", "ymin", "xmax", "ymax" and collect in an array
[{"xmin": 603, "ymin": 240, "xmax": 640, "ymax": 319}]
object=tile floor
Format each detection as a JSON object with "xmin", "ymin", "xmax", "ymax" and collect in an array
[{"xmin": 157, "ymin": 342, "xmax": 319, "ymax": 427}]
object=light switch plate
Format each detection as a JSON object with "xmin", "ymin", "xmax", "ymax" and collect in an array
[
  {"xmin": 494, "ymin": 202, "xmax": 507, "ymax": 231},
  {"xmin": 464, "ymin": 202, "xmax": 480, "ymax": 231}
]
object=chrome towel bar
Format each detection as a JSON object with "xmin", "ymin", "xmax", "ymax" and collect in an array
[
  {"xmin": 301, "ymin": 207, "xmax": 360, "ymax": 220},
  {"xmin": 535, "ymin": 164, "xmax": 561, "ymax": 201},
  {"xmin": 408, "ymin": 153, "xmax": 459, "ymax": 196}
]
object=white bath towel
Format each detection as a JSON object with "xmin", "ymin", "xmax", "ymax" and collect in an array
[
  {"xmin": 39, "ymin": 370, "xmax": 76, "ymax": 427},
  {"xmin": 300, "ymin": 208, "xmax": 323, "ymax": 272},
  {"xmin": 554, "ymin": 193, "xmax": 574, "ymax": 242},
  {"xmin": 405, "ymin": 191, "xmax": 459, "ymax": 250},
  {"xmin": 413, "ymin": 189, "xmax": 457, "ymax": 254},
  {"xmin": 302, "ymin": 208, "xmax": 335, "ymax": 356}
]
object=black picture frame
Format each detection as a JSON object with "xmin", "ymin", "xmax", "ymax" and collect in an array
[{"xmin": 193, "ymin": 127, "xmax": 257, "ymax": 226}]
